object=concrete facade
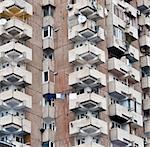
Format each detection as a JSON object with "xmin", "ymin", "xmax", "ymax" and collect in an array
[{"xmin": 0, "ymin": 0, "xmax": 150, "ymax": 147}]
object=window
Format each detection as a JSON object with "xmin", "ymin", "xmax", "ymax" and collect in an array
[
  {"xmin": 43, "ymin": 71, "xmax": 49, "ymax": 83},
  {"xmin": 114, "ymin": 5, "xmax": 125, "ymax": 20},
  {"xmin": 111, "ymin": 121, "xmax": 121, "ymax": 129},
  {"xmin": 44, "ymin": 53, "xmax": 53, "ymax": 60},
  {"xmin": 43, "ymin": 26, "xmax": 53, "ymax": 38},
  {"xmin": 43, "ymin": 5, "xmax": 55, "ymax": 17},
  {"xmin": 113, "ymin": 26, "xmax": 124, "ymax": 41},
  {"xmin": 77, "ymin": 112, "xmax": 87, "ymax": 119},
  {"xmin": 76, "ymin": 137, "xmax": 85, "ymax": 145},
  {"xmin": 42, "ymin": 141, "xmax": 54, "ymax": 147}
]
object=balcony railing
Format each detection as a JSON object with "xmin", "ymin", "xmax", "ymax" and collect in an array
[
  {"xmin": 69, "ymin": 42, "xmax": 105, "ymax": 64},
  {"xmin": 68, "ymin": 19, "xmax": 96, "ymax": 41},
  {"xmin": 141, "ymin": 56, "xmax": 150, "ymax": 69},
  {"xmin": 108, "ymin": 80, "xmax": 142, "ymax": 100},
  {"xmin": 140, "ymin": 35, "xmax": 150, "ymax": 49},
  {"xmin": 143, "ymin": 98, "xmax": 150, "ymax": 110},
  {"xmin": 69, "ymin": 67, "xmax": 106, "ymax": 88},
  {"xmin": 0, "ymin": 89, "xmax": 32, "ymax": 109},
  {"xmin": 43, "ymin": 106, "xmax": 55, "ymax": 121},
  {"xmin": 68, "ymin": 0, "xmax": 104, "ymax": 20},
  {"xmin": 144, "ymin": 119, "xmax": 150, "ymax": 136},
  {"xmin": 109, "ymin": 104, "xmax": 143, "ymax": 127},
  {"xmin": 0, "ymin": 115, "xmax": 31, "ymax": 134},
  {"xmin": 137, "ymin": 0, "xmax": 150, "ymax": 11},
  {"xmin": 0, "ymin": 66, "xmax": 32, "ymax": 86},
  {"xmin": 142, "ymin": 76, "xmax": 150, "ymax": 90},
  {"xmin": 110, "ymin": 128, "xmax": 144, "ymax": 147},
  {"xmin": 126, "ymin": 45, "xmax": 139, "ymax": 63},
  {"xmin": 139, "ymin": 15, "xmax": 150, "ymax": 27},
  {"xmin": 0, "ymin": 41, "xmax": 32, "ymax": 62},
  {"xmin": 69, "ymin": 92, "xmax": 106, "ymax": 111},
  {"xmin": 42, "ymin": 128, "xmax": 55, "ymax": 142},
  {"xmin": 69, "ymin": 116, "xmax": 108, "ymax": 136},
  {"xmin": 125, "ymin": 24, "xmax": 138, "ymax": 41},
  {"xmin": 42, "ymin": 82, "xmax": 54, "ymax": 95}
]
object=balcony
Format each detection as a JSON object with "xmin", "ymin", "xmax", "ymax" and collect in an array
[
  {"xmin": 109, "ymin": 104, "xmax": 131, "ymax": 123},
  {"xmin": 125, "ymin": 3, "xmax": 137, "ymax": 18},
  {"xmin": 42, "ymin": 129, "xmax": 55, "ymax": 142},
  {"xmin": 144, "ymin": 119, "xmax": 150, "ymax": 136},
  {"xmin": 43, "ymin": 59, "xmax": 54, "ymax": 71},
  {"xmin": 141, "ymin": 56, "xmax": 150, "ymax": 69},
  {"xmin": 143, "ymin": 98, "xmax": 150, "ymax": 110},
  {"xmin": 126, "ymin": 45, "xmax": 139, "ymax": 63},
  {"xmin": 125, "ymin": 24, "xmax": 138, "ymax": 41},
  {"xmin": 110, "ymin": 128, "xmax": 144, "ymax": 147},
  {"xmin": 139, "ymin": 15, "xmax": 150, "ymax": 27},
  {"xmin": 142, "ymin": 76, "xmax": 150, "ymax": 90},
  {"xmin": 109, "ymin": 80, "xmax": 141, "ymax": 101},
  {"xmin": 0, "ymin": 18, "xmax": 32, "ymax": 41},
  {"xmin": 69, "ymin": 116, "xmax": 108, "ymax": 136},
  {"xmin": 68, "ymin": 0, "xmax": 104, "ymax": 20},
  {"xmin": 108, "ymin": 58, "xmax": 129, "ymax": 77},
  {"xmin": 42, "ymin": 82, "xmax": 54, "ymax": 95},
  {"xmin": 69, "ymin": 67, "xmax": 106, "ymax": 88},
  {"xmin": 42, "ymin": 0, "xmax": 55, "ymax": 6},
  {"xmin": 0, "ymin": 66, "xmax": 32, "ymax": 86},
  {"xmin": 0, "ymin": 41, "xmax": 32, "ymax": 62},
  {"xmin": 68, "ymin": 19, "xmax": 96, "ymax": 42},
  {"xmin": 109, "ymin": 104, "xmax": 143, "ymax": 127},
  {"xmin": 140, "ymin": 35, "xmax": 150, "ymax": 49},
  {"xmin": 5, "ymin": 18, "xmax": 32, "ymax": 41},
  {"xmin": 43, "ymin": 37, "xmax": 54, "ymax": 50},
  {"xmin": 108, "ymin": 80, "xmax": 129, "ymax": 99},
  {"xmin": 0, "ymin": 115, "xmax": 31, "ymax": 134},
  {"xmin": 109, "ymin": 58, "xmax": 141, "ymax": 83},
  {"xmin": 69, "ymin": 42, "xmax": 105, "ymax": 64},
  {"xmin": 0, "ymin": 0, "xmax": 33, "ymax": 19},
  {"xmin": 72, "ymin": 143, "xmax": 104, "ymax": 147},
  {"xmin": 137, "ymin": 0, "xmax": 150, "ymax": 11},
  {"xmin": 0, "ymin": 89, "xmax": 32, "ymax": 110},
  {"xmin": 107, "ymin": 36, "xmax": 127, "ymax": 57},
  {"xmin": 88, "ymin": 27, "xmax": 105, "ymax": 43},
  {"xmin": 43, "ymin": 106, "xmax": 55, "ymax": 121},
  {"xmin": 43, "ymin": 16, "xmax": 54, "ymax": 28},
  {"xmin": 69, "ymin": 92, "xmax": 106, "ymax": 111}
]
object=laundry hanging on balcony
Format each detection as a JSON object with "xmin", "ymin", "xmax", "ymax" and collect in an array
[{"xmin": 44, "ymin": 93, "xmax": 64, "ymax": 101}]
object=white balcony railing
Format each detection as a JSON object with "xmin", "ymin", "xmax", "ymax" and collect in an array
[
  {"xmin": 0, "ymin": 41, "xmax": 32, "ymax": 62},
  {"xmin": 110, "ymin": 128, "xmax": 144, "ymax": 147},
  {"xmin": 0, "ymin": 115, "xmax": 31, "ymax": 134},
  {"xmin": 69, "ymin": 42, "xmax": 105, "ymax": 64},
  {"xmin": 68, "ymin": 0, "xmax": 104, "ymax": 20},
  {"xmin": 109, "ymin": 104, "xmax": 143, "ymax": 127},
  {"xmin": 0, "ymin": 89, "xmax": 32, "ymax": 109},
  {"xmin": 69, "ymin": 92, "xmax": 106, "ymax": 111},
  {"xmin": 0, "ymin": 66, "xmax": 32, "ymax": 85},
  {"xmin": 69, "ymin": 67, "xmax": 106, "ymax": 88},
  {"xmin": 69, "ymin": 116, "xmax": 108, "ymax": 136}
]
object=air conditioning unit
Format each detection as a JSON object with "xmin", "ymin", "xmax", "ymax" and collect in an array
[{"xmin": 66, "ymin": 4, "xmax": 73, "ymax": 10}]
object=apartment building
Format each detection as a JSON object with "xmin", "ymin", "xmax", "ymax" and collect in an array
[{"xmin": 0, "ymin": 0, "xmax": 149, "ymax": 147}]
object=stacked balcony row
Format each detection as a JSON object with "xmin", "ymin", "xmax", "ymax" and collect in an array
[
  {"xmin": 0, "ymin": 0, "xmax": 33, "ymax": 146},
  {"xmin": 67, "ymin": 0, "xmax": 108, "ymax": 147}
]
